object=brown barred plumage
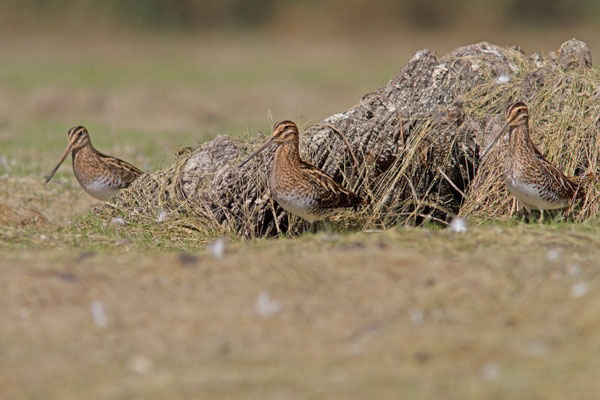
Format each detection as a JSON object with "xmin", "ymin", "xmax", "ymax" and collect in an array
[
  {"xmin": 239, "ymin": 120, "xmax": 366, "ymax": 222},
  {"xmin": 481, "ymin": 102, "xmax": 587, "ymax": 217},
  {"xmin": 45, "ymin": 126, "xmax": 142, "ymax": 201}
]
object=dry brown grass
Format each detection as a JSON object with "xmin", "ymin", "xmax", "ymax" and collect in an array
[{"xmin": 461, "ymin": 51, "xmax": 600, "ymax": 221}]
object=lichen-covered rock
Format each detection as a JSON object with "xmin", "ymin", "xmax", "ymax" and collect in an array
[{"xmin": 557, "ymin": 39, "xmax": 592, "ymax": 71}]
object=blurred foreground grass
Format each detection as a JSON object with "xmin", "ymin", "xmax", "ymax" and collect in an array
[{"xmin": 2, "ymin": 223, "xmax": 600, "ymax": 399}]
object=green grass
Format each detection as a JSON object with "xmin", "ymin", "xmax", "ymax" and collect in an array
[{"xmin": 0, "ymin": 57, "xmax": 392, "ymax": 90}]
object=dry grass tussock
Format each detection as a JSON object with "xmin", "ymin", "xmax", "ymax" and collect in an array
[
  {"xmin": 92, "ymin": 139, "xmax": 369, "ymax": 242},
  {"xmin": 461, "ymin": 58, "xmax": 600, "ymax": 221},
  {"xmin": 93, "ymin": 121, "xmax": 467, "ymax": 242},
  {"xmin": 93, "ymin": 41, "xmax": 600, "ymax": 240},
  {"xmin": 93, "ymin": 147, "xmax": 230, "ymax": 244}
]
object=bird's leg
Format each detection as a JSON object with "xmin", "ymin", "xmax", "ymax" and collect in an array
[
  {"xmin": 510, "ymin": 198, "xmax": 517, "ymax": 216},
  {"xmin": 523, "ymin": 205, "xmax": 532, "ymax": 223},
  {"xmin": 538, "ymin": 209, "xmax": 545, "ymax": 224},
  {"xmin": 513, "ymin": 199, "xmax": 528, "ymax": 222}
]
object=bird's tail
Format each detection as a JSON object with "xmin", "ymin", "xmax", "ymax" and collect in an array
[
  {"xmin": 349, "ymin": 192, "xmax": 370, "ymax": 209},
  {"xmin": 570, "ymin": 172, "xmax": 595, "ymax": 199}
]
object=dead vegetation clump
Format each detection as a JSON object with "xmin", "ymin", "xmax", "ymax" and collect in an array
[
  {"xmin": 0, "ymin": 204, "xmax": 49, "ymax": 228},
  {"xmin": 93, "ymin": 39, "xmax": 599, "ymax": 239},
  {"xmin": 461, "ymin": 41, "xmax": 600, "ymax": 221}
]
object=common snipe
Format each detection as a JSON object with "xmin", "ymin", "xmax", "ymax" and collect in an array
[
  {"xmin": 239, "ymin": 120, "xmax": 366, "ymax": 222},
  {"xmin": 480, "ymin": 102, "xmax": 586, "ymax": 218},
  {"xmin": 45, "ymin": 126, "xmax": 142, "ymax": 201}
]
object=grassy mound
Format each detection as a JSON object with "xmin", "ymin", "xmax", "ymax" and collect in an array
[
  {"xmin": 86, "ymin": 147, "xmax": 230, "ymax": 247},
  {"xmin": 90, "ymin": 117, "xmax": 471, "ymax": 242},
  {"xmin": 88, "ymin": 41, "xmax": 600, "ymax": 242}
]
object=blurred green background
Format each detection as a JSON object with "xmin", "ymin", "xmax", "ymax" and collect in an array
[
  {"xmin": 1, "ymin": 0, "xmax": 598, "ymax": 32},
  {"xmin": 0, "ymin": 0, "xmax": 598, "ymax": 191}
]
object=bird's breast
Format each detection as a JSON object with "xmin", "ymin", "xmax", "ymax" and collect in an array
[
  {"xmin": 505, "ymin": 178, "xmax": 568, "ymax": 210},
  {"xmin": 272, "ymin": 189, "xmax": 323, "ymax": 222}
]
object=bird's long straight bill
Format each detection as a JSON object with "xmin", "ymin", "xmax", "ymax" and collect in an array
[
  {"xmin": 45, "ymin": 135, "xmax": 78, "ymax": 183},
  {"xmin": 238, "ymin": 137, "xmax": 275, "ymax": 168},
  {"xmin": 480, "ymin": 121, "xmax": 510, "ymax": 161}
]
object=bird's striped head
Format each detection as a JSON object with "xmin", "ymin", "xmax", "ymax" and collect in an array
[
  {"xmin": 479, "ymin": 102, "xmax": 529, "ymax": 161},
  {"xmin": 238, "ymin": 120, "xmax": 299, "ymax": 168},
  {"xmin": 271, "ymin": 120, "xmax": 299, "ymax": 144},
  {"xmin": 505, "ymin": 102, "xmax": 529, "ymax": 128},
  {"xmin": 45, "ymin": 125, "xmax": 91, "ymax": 184},
  {"xmin": 67, "ymin": 126, "xmax": 91, "ymax": 150}
]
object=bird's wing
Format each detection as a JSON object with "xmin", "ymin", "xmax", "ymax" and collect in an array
[
  {"xmin": 533, "ymin": 150, "xmax": 577, "ymax": 198},
  {"xmin": 298, "ymin": 160, "xmax": 364, "ymax": 208},
  {"xmin": 99, "ymin": 152, "xmax": 143, "ymax": 186}
]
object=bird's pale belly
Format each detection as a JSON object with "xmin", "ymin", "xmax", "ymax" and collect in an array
[
  {"xmin": 82, "ymin": 180, "xmax": 119, "ymax": 201},
  {"xmin": 506, "ymin": 179, "xmax": 567, "ymax": 210},
  {"xmin": 273, "ymin": 191, "xmax": 324, "ymax": 222}
]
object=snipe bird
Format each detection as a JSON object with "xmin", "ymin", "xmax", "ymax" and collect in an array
[
  {"xmin": 238, "ymin": 120, "xmax": 366, "ymax": 222},
  {"xmin": 45, "ymin": 126, "xmax": 142, "ymax": 201},
  {"xmin": 480, "ymin": 102, "xmax": 585, "ymax": 219}
]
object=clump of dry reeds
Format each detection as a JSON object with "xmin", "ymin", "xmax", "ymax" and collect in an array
[
  {"xmin": 91, "ymin": 40, "xmax": 600, "ymax": 241},
  {"xmin": 93, "ymin": 114, "xmax": 470, "ymax": 240},
  {"xmin": 92, "ymin": 145, "xmax": 239, "ymax": 243}
]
